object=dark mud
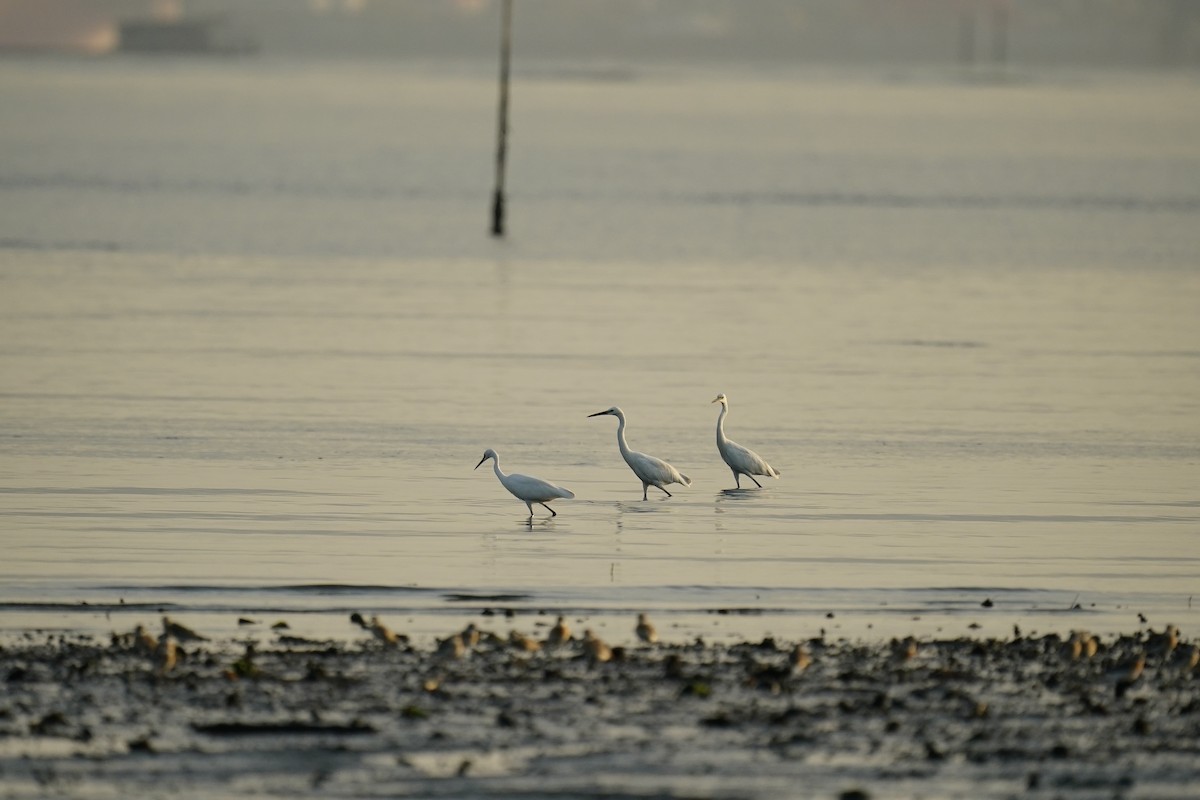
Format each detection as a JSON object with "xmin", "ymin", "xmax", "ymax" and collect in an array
[{"xmin": 2, "ymin": 625, "xmax": 1198, "ymax": 799}]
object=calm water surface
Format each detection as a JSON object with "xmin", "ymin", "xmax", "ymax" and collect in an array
[{"xmin": 1, "ymin": 60, "xmax": 1197, "ymax": 646}]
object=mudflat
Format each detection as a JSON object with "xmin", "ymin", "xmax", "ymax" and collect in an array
[{"xmin": 2, "ymin": 623, "xmax": 1197, "ymax": 798}]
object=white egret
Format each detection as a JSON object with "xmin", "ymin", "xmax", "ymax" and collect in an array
[
  {"xmin": 711, "ymin": 393, "xmax": 780, "ymax": 489},
  {"xmin": 474, "ymin": 448, "xmax": 575, "ymax": 518},
  {"xmin": 587, "ymin": 406, "xmax": 691, "ymax": 500}
]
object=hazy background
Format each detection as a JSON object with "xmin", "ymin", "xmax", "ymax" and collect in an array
[
  {"xmin": 1, "ymin": 0, "xmax": 1197, "ymax": 648},
  {"xmin": 2, "ymin": 0, "xmax": 1200, "ymax": 68}
]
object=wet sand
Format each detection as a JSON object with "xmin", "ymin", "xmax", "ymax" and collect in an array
[{"xmin": 2, "ymin": 622, "xmax": 1198, "ymax": 799}]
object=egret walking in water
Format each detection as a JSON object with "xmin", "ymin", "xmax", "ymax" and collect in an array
[
  {"xmin": 588, "ymin": 406, "xmax": 691, "ymax": 500},
  {"xmin": 711, "ymin": 393, "xmax": 779, "ymax": 489},
  {"xmin": 474, "ymin": 448, "xmax": 575, "ymax": 518}
]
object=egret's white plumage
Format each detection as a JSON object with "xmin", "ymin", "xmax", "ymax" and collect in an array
[
  {"xmin": 588, "ymin": 406, "xmax": 691, "ymax": 500},
  {"xmin": 712, "ymin": 394, "xmax": 779, "ymax": 489},
  {"xmin": 474, "ymin": 448, "xmax": 575, "ymax": 517}
]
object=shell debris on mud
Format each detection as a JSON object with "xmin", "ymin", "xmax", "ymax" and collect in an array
[{"xmin": 1, "ymin": 624, "xmax": 1199, "ymax": 799}]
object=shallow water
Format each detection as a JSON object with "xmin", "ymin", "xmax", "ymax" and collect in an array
[{"xmin": 1, "ymin": 59, "xmax": 1198, "ymax": 648}]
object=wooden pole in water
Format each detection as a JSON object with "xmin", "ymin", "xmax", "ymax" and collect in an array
[{"xmin": 490, "ymin": 0, "xmax": 512, "ymax": 238}]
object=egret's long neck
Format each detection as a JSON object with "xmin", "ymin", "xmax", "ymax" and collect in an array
[
  {"xmin": 615, "ymin": 412, "xmax": 632, "ymax": 458},
  {"xmin": 716, "ymin": 403, "xmax": 729, "ymax": 446},
  {"xmin": 491, "ymin": 459, "xmax": 506, "ymax": 481}
]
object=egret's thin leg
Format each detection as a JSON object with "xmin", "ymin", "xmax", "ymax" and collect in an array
[
  {"xmin": 733, "ymin": 472, "xmax": 741, "ymax": 489},
  {"xmin": 642, "ymin": 483, "xmax": 649, "ymax": 501},
  {"xmin": 525, "ymin": 501, "xmax": 534, "ymax": 517},
  {"xmin": 748, "ymin": 474, "xmax": 763, "ymax": 488},
  {"xmin": 540, "ymin": 503, "xmax": 557, "ymax": 517},
  {"xmin": 658, "ymin": 486, "xmax": 672, "ymax": 497}
]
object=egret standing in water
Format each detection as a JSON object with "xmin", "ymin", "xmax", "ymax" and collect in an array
[
  {"xmin": 588, "ymin": 406, "xmax": 691, "ymax": 500},
  {"xmin": 474, "ymin": 448, "xmax": 575, "ymax": 518},
  {"xmin": 712, "ymin": 393, "xmax": 780, "ymax": 488}
]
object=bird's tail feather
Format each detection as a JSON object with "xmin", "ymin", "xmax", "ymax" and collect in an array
[
  {"xmin": 679, "ymin": 473, "xmax": 692, "ymax": 486},
  {"xmin": 559, "ymin": 487, "xmax": 576, "ymax": 499}
]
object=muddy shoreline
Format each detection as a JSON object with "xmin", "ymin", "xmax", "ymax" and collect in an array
[{"xmin": 2, "ymin": 623, "xmax": 1198, "ymax": 799}]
